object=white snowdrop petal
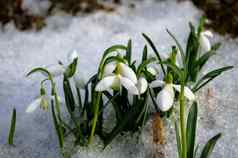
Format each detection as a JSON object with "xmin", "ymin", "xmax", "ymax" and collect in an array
[
  {"xmin": 26, "ymin": 97, "xmax": 41, "ymax": 113},
  {"xmin": 199, "ymin": 33, "xmax": 211, "ymax": 53},
  {"xmin": 95, "ymin": 76, "xmax": 117, "ymax": 92},
  {"xmin": 67, "ymin": 50, "xmax": 79, "ymax": 63},
  {"xmin": 103, "ymin": 63, "xmax": 116, "ymax": 77},
  {"xmin": 118, "ymin": 63, "xmax": 137, "ymax": 84},
  {"xmin": 156, "ymin": 84, "xmax": 175, "ymax": 111},
  {"xmin": 120, "ymin": 76, "xmax": 139, "ymax": 95},
  {"xmin": 173, "ymin": 84, "xmax": 195, "ymax": 100},
  {"xmin": 137, "ymin": 77, "xmax": 148, "ymax": 94},
  {"xmin": 150, "ymin": 80, "xmax": 165, "ymax": 88}
]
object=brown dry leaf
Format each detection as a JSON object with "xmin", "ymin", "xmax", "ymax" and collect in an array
[{"xmin": 152, "ymin": 112, "xmax": 165, "ymax": 145}]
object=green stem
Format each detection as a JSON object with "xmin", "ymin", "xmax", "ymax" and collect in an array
[
  {"xmin": 52, "ymin": 81, "xmax": 64, "ymax": 148},
  {"xmin": 180, "ymin": 82, "xmax": 187, "ymax": 158},
  {"xmin": 88, "ymin": 92, "xmax": 102, "ymax": 145}
]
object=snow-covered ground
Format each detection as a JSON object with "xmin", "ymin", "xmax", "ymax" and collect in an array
[{"xmin": 0, "ymin": 0, "xmax": 237, "ymax": 157}]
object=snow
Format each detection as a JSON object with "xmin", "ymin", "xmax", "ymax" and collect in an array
[{"xmin": 0, "ymin": 0, "xmax": 237, "ymax": 157}]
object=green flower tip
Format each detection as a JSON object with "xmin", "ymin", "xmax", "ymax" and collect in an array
[{"xmin": 165, "ymin": 73, "xmax": 173, "ymax": 84}]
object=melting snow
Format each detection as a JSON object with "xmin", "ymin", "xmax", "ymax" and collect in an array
[{"xmin": 0, "ymin": 0, "xmax": 237, "ymax": 157}]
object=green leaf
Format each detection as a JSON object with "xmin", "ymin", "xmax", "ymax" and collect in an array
[
  {"xmin": 102, "ymin": 45, "xmax": 127, "ymax": 59},
  {"xmin": 175, "ymin": 121, "xmax": 182, "ymax": 158},
  {"xmin": 8, "ymin": 108, "xmax": 16, "ymax": 145},
  {"xmin": 200, "ymin": 133, "xmax": 222, "ymax": 158},
  {"xmin": 103, "ymin": 99, "xmax": 144, "ymax": 147},
  {"xmin": 162, "ymin": 61, "xmax": 182, "ymax": 80},
  {"xmin": 27, "ymin": 67, "xmax": 51, "ymax": 78},
  {"xmin": 195, "ymin": 51, "xmax": 215, "ymax": 71},
  {"xmin": 63, "ymin": 78, "xmax": 76, "ymax": 112},
  {"xmin": 51, "ymin": 103, "xmax": 64, "ymax": 148},
  {"xmin": 148, "ymin": 88, "xmax": 160, "ymax": 112},
  {"xmin": 126, "ymin": 39, "xmax": 132, "ymax": 65},
  {"xmin": 187, "ymin": 102, "xmax": 198, "ymax": 158},
  {"xmin": 64, "ymin": 58, "xmax": 78, "ymax": 78},
  {"xmin": 142, "ymin": 45, "xmax": 148, "ymax": 62},
  {"xmin": 195, "ymin": 43, "xmax": 221, "ymax": 71},
  {"xmin": 194, "ymin": 145, "xmax": 199, "ymax": 158},
  {"xmin": 142, "ymin": 33, "xmax": 166, "ymax": 74},
  {"xmin": 137, "ymin": 57, "xmax": 156, "ymax": 75},
  {"xmin": 166, "ymin": 29, "xmax": 185, "ymax": 67},
  {"xmin": 186, "ymin": 23, "xmax": 199, "ymax": 81},
  {"xmin": 197, "ymin": 16, "xmax": 206, "ymax": 35},
  {"xmin": 98, "ymin": 45, "xmax": 127, "ymax": 79},
  {"xmin": 99, "ymin": 56, "xmax": 125, "ymax": 77},
  {"xmin": 103, "ymin": 91, "xmax": 123, "ymax": 122},
  {"xmin": 193, "ymin": 66, "xmax": 233, "ymax": 92},
  {"xmin": 82, "ymin": 75, "xmax": 97, "ymax": 120}
]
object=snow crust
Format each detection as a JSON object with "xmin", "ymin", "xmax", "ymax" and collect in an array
[{"xmin": 0, "ymin": 0, "xmax": 237, "ymax": 157}]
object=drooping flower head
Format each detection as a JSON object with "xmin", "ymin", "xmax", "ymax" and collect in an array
[
  {"xmin": 95, "ymin": 62, "xmax": 140, "ymax": 95},
  {"xmin": 151, "ymin": 74, "xmax": 195, "ymax": 112},
  {"xmin": 199, "ymin": 30, "xmax": 213, "ymax": 55}
]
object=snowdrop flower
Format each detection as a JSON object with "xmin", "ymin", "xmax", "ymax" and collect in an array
[
  {"xmin": 26, "ymin": 94, "xmax": 61, "ymax": 113},
  {"xmin": 26, "ymin": 87, "xmax": 49, "ymax": 113},
  {"xmin": 96, "ymin": 62, "xmax": 139, "ymax": 95},
  {"xmin": 40, "ymin": 50, "xmax": 85, "ymax": 88},
  {"xmin": 26, "ymin": 97, "xmax": 43, "ymax": 113},
  {"xmin": 150, "ymin": 76, "xmax": 195, "ymax": 112},
  {"xmin": 67, "ymin": 50, "xmax": 85, "ymax": 89},
  {"xmin": 199, "ymin": 30, "xmax": 213, "ymax": 54}
]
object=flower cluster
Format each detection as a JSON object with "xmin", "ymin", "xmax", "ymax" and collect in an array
[{"xmin": 23, "ymin": 18, "xmax": 232, "ymax": 158}]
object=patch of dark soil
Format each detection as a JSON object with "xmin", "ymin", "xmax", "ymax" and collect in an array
[
  {"xmin": 0, "ymin": 0, "xmax": 120, "ymax": 31},
  {"xmin": 191, "ymin": 0, "xmax": 238, "ymax": 37}
]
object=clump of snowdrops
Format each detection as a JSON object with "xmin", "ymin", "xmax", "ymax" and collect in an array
[{"xmin": 25, "ymin": 17, "xmax": 232, "ymax": 157}]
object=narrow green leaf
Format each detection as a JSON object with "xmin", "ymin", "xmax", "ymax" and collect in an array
[
  {"xmin": 194, "ymin": 144, "xmax": 199, "ymax": 158},
  {"xmin": 148, "ymin": 88, "xmax": 160, "ymax": 112},
  {"xmin": 103, "ymin": 100, "xmax": 144, "ymax": 147},
  {"xmin": 142, "ymin": 45, "xmax": 148, "ymax": 62},
  {"xmin": 185, "ymin": 23, "xmax": 199, "ymax": 81},
  {"xmin": 51, "ymin": 104, "xmax": 64, "ymax": 148},
  {"xmin": 63, "ymin": 78, "xmax": 76, "ymax": 112},
  {"xmin": 162, "ymin": 61, "xmax": 182, "ymax": 80},
  {"xmin": 8, "ymin": 108, "xmax": 16, "ymax": 145},
  {"xmin": 166, "ymin": 29, "xmax": 186, "ymax": 67},
  {"xmin": 126, "ymin": 39, "xmax": 132, "ymax": 65},
  {"xmin": 136, "ymin": 94, "xmax": 148, "ymax": 125},
  {"xmin": 102, "ymin": 45, "xmax": 127, "ymax": 59},
  {"xmin": 98, "ymin": 45, "xmax": 127, "ymax": 79},
  {"xmin": 142, "ymin": 33, "xmax": 166, "ymax": 74},
  {"xmin": 195, "ymin": 43, "xmax": 221, "ymax": 71},
  {"xmin": 137, "ymin": 57, "xmax": 156, "ymax": 75},
  {"xmin": 27, "ymin": 67, "xmax": 51, "ymax": 78},
  {"xmin": 187, "ymin": 102, "xmax": 198, "ymax": 158},
  {"xmin": 193, "ymin": 66, "xmax": 233, "ymax": 92},
  {"xmin": 103, "ymin": 91, "xmax": 123, "ymax": 122},
  {"xmin": 200, "ymin": 133, "xmax": 222, "ymax": 158},
  {"xmin": 198, "ymin": 16, "xmax": 205, "ymax": 35},
  {"xmin": 76, "ymin": 87, "xmax": 83, "ymax": 111},
  {"xmin": 175, "ymin": 121, "xmax": 182, "ymax": 158},
  {"xmin": 195, "ymin": 51, "xmax": 215, "ymax": 71},
  {"xmin": 99, "ymin": 56, "xmax": 125, "ymax": 77}
]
